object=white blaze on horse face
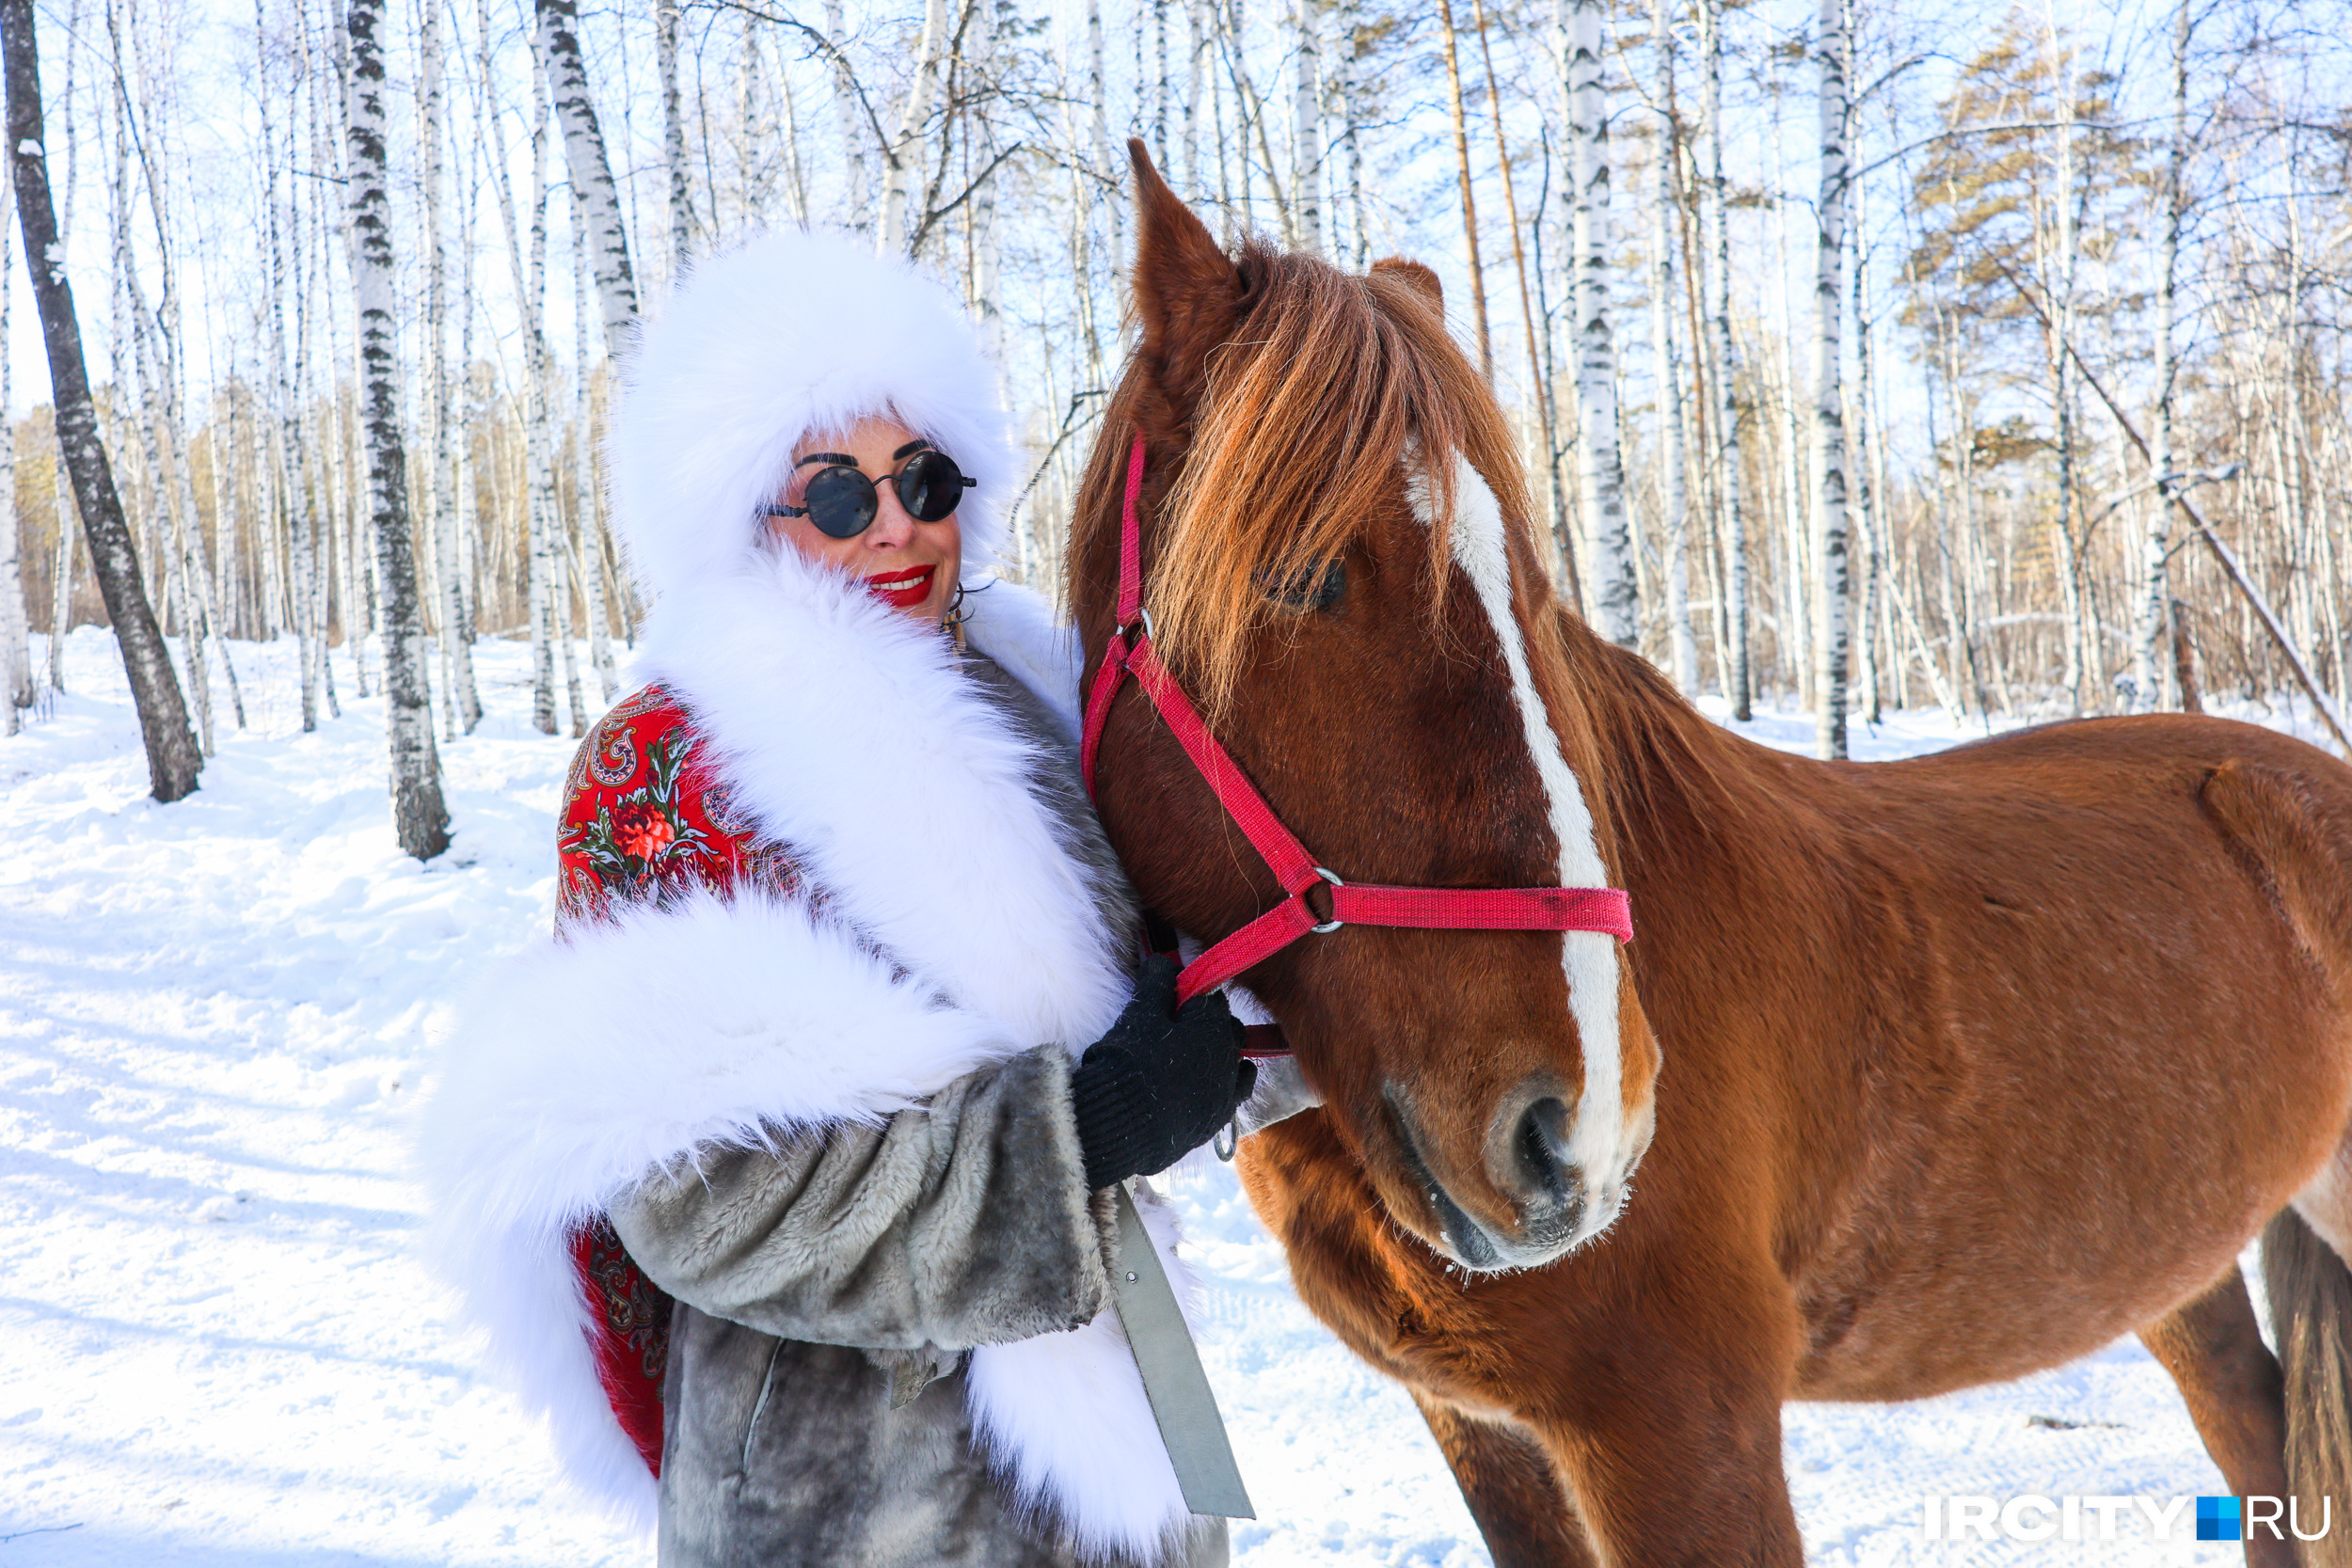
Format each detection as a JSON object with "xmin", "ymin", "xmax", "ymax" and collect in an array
[{"xmin": 1418, "ymin": 456, "xmax": 1635, "ymax": 1243}]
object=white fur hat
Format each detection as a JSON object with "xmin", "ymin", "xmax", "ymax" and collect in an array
[{"xmin": 605, "ymin": 229, "xmax": 1016, "ymax": 606}]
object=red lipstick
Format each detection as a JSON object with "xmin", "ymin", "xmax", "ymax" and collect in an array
[{"xmin": 863, "ymin": 563, "xmax": 935, "ymax": 610}]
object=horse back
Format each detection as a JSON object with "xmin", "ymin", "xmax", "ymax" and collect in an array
[{"xmin": 1681, "ymin": 713, "xmax": 2352, "ymax": 1399}]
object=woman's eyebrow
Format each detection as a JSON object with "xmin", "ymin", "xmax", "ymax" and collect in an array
[
  {"xmin": 793, "ymin": 451, "xmax": 857, "ymax": 469},
  {"xmin": 892, "ymin": 439, "xmax": 933, "ymax": 460}
]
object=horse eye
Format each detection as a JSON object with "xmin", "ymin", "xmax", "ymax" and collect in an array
[{"xmin": 1261, "ymin": 561, "xmax": 1346, "ymax": 612}]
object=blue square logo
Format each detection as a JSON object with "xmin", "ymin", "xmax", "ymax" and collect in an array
[{"xmin": 2197, "ymin": 1496, "xmax": 2242, "ymax": 1542}]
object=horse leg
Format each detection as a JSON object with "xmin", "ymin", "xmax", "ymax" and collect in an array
[
  {"xmin": 1529, "ymin": 1339, "xmax": 1804, "ymax": 1566},
  {"xmin": 1411, "ymin": 1391, "xmax": 1597, "ymax": 1568},
  {"xmin": 2265, "ymin": 1191, "xmax": 2352, "ymax": 1568},
  {"xmin": 2139, "ymin": 1263, "xmax": 2296, "ymax": 1568}
]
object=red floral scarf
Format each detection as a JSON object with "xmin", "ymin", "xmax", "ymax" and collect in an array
[{"xmin": 553, "ymin": 685, "xmax": 805, "ymax": 1475}]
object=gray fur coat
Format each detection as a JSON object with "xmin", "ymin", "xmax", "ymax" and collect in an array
[{"xmin": 420, "ymin": 573, "xmax": 1228, "ymax": 1568}]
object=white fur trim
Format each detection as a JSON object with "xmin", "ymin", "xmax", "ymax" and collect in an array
[
  {"xmin": 967, "ymin": 1185, "xmax": 1201, "ymax": 1562},
  {"xmin": 423, "ymin": 567, "xmax": 1195, "ymax": 1551},
  {"xmin": 420, "ymin": 889, "xmax": 1024, "ymax": 1529},
  {"xmin": 633, "ymin": 560, "xmax": 1130, "ymax": 1053},
  {"xmin": 608, "ymin": 227, "xmax": 1019, "ymax": 605}
]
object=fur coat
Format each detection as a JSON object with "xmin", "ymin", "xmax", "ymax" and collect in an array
[{"xmin": 417, "ymin": 230, "xmax": 1220, "ymax": 1567}]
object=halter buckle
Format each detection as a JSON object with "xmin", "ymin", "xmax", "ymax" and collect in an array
[{"xmin": 1308, "ymin": 866, "xmax": 1346, "ymax": 934}]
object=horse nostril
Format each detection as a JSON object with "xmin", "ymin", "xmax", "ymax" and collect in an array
[{"xmin": 1515, "ymin": 1096, "xmax": 1576, "ymax": 1208}]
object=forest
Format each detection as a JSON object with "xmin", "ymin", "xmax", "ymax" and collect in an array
[{"xmin": 0, "ymin": 0, "xmax": 2343, "ymax": 854}]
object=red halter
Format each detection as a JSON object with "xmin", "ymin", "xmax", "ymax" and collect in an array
[{"xmin": 1079, "ymin": 432, "xmax": 1633, "ymax": 1021}]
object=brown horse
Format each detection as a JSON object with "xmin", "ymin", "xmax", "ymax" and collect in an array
[{"xmin": 1071, "ymin": 142, "xmax": 2352, "ymax": 1567}]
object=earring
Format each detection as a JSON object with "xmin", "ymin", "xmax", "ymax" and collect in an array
[{"xmin": 946, "ymin": 581, "xmax": 969, "ymax": 652}]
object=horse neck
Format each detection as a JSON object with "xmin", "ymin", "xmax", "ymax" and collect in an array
[{"xmin": 1544, "ymin": 610, "xmax": 1804, "ymax": 913}]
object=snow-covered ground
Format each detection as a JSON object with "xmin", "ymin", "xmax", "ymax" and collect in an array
[{"xmin": 0, "ymin": 626, "xmax": 2336, "ymax": 1566}]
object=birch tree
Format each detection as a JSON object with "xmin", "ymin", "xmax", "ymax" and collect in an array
[
  {"xmin": 2135, "ymin": 0, "xmax": 2192, "ymax": 711},
  {"xmin": 1698, "ymin": 0, "xmax": 1748, "ymax": 713},
  {"xmin": 3, "ymin": 0, "xmax": 199, "ymax": 799},
  {"xmin": 346, "ymin": 0, "xmax": 448, "ymax": 859},
  {"xmin": 343, "ymin": 0, "xmax": 447, "ymax": 860},
  {"xmin": 1809, "ymin": 0, "xmax": 1851, "ymax": 758},
  {"xmin": 421, "ymin": 0, "xmax": 480, "ymax": 733},
  {"xmin": 877, "ymin": 0, "xmax": 945, "ymax": 255},
  {"xmin": 657, "ymin": 0, "xmax": 692, "ymax": 276},
  {"xmin": 488, "ymin": 0, "xmax": 560, "ymax": 734},
  {"xmin": 0, "ymin": 148, "xmax": 24, "ymax": 727},
  {"xmin": 1646, "ymin": 9, "xmax": 1694, "ymax": 695},
  {"xmin": 1565, "ymin": 0, "xmax": 1634, "ymax": 645},
  {"xmin": 1292, "ymin": 0, "xmax": 1320, "ymax": 253},
  {"xmin": 538, "ymin": 0, "xmax": 637, "ymax": 351}
]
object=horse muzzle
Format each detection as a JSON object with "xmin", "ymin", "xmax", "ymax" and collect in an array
[{"xmin": 1382, "ymin": 1079, "xmax": 1636, "ymax": 1272}]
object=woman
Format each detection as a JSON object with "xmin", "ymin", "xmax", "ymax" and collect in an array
[{"xmin": 420, "ymin": 229, "xmax": 1253, "ymax": 1568}]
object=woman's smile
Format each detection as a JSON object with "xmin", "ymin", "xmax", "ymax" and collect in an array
[{"xmin": 864, "ymin": 562, "xmax": 935, "ymax": 610}]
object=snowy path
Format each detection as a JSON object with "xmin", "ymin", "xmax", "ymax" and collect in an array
[{"xmin": 0, "ymin": 629, "xmax": 2322, "ymax": 1565}]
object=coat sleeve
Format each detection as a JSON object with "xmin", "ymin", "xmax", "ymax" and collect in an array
[{"xmin": 607, "ymin": 1044, "xmax": 1115, "ymax": 1353}]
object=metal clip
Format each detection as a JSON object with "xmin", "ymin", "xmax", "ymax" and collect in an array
[{"xmin": 1214, "ymin": 1117, "xmax": 1239, "ymax": 1162}]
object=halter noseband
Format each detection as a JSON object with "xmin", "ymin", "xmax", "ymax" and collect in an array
[{"xmin": 1079, "ymin": 431, "xmax": 1633, "ymax": 1027}]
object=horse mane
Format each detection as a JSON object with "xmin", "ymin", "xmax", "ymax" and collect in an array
[{"xmin": 1075, "ymin": 240, "xmax": 1536, "ymax": 719}]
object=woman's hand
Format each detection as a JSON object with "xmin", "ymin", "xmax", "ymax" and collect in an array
[{"xmin": 1070, "ymin": 956, "xmax": 1258, "ymax": 1190}]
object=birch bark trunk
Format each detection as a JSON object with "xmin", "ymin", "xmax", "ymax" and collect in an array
[
  {"xmin": 40, "ymin": 0, "xmax": 72, "ymax": 695},
  {"xmin": 0, "ymin": 146, "xmax": 25, "ymax": 726},
  {"xmin": 570, "ymin": 216, "xmax": 616, "ymax": 698},
  {"xmin": 346, "ymin": 0, "xmax": 449, "ymax": 860},
  {"xmin": 657, "ymin": 0, "xmax": 692, "ymax": 275},
  {"xmin": 537, "ymin": 0, "xmax": 636, "ymax": 356},
  {"xmin": 421, "ymin": 0, "xmax": 480, "ymax": 735},
  {"xmin": 48, "ymin": 441, "xmax": 71, "ymax": 689},
  {"xmin": 489, "ymin": 0, "xmax": 559, "ymax": 733},
  {"xmin": 1153, "ymin": 0, "xmax": 1168, "ymax": 166},
  {"xmin": 1291, "ymin": 0, "xmax": 1320, "ymax": 253},
  {"xmin": 1089, "ymin": 0, "xmax": 1121, "ymax": 265},
  {"xmin": 1339, "ymin": 0, "xmax": 1363, "ymax": 264},
  {"xmin": 2136, "ymin": 0, "xmax": 2189, "ymax": 711},
  {"xmin": 2044, "ymin": 14, "xmax": 2086, "ymax": 713},
  {"xmin": 1184, "ymin": 0, "xmax": 1204, "ymax": 200},
  {"xmin": 1647, "ymin": 54, "xmax": 1694, "ymax": 694},
  {"xmin": 1701, "ymin": 0, "xmax": 1748, "ymax": 714},
  {"xmin": 877, "ymin": 0, "xmax": 945, "ymax": 255},
  {"xmin": 1565, "ymin": 0, "xmax": 1635, "ymax": 645},
  {"xmin": 2, "ymin": 0, "xmax": 199, "ymax": 799},
  {"xmin": 1851, "ymin": 171, "xmax": 1884, "ymax": 724},
  {"xmin": 822, "ymin": 0, "xmax": 867, "ymax": 223},
  {"xmin": 1808, "ymin": 0, "xmax": 1850, "ymax": 758},
  {"xmin": 326, "ymin": 12, "xmax": 373, "ymax": 701}
]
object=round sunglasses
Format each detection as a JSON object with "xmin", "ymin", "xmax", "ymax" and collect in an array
[{"xmin": 764, "ymin": 449, "xmax": 976, "ymax": 540}]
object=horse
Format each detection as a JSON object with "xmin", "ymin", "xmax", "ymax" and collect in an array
[{"xmin": 1069, "ymin": 141, "xmax": 2352, "ymax": 1567}]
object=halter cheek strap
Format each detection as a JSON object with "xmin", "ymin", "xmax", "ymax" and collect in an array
[{"xmin": 1080, "ymin": 431, "xmax": 1633, "ymax": 1018}]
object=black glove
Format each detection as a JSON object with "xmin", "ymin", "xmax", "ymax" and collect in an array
[{"xmin": 1070, "ymin": 955, "xmax": 1259, "ymax": 1190}]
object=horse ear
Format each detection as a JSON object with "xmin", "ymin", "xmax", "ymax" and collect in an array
[
  {"xmin": 1370, "ymin": 257, "xmax": 1444, "ymax": 315},
  {"xmin": 1129, "ymin": 137, "xmax": 1244, "ymax": 417}
]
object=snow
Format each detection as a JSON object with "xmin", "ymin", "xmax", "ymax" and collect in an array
[{"xmin": 0, "ymin": 627, "xmax": 2334, "ymax": 1566}]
